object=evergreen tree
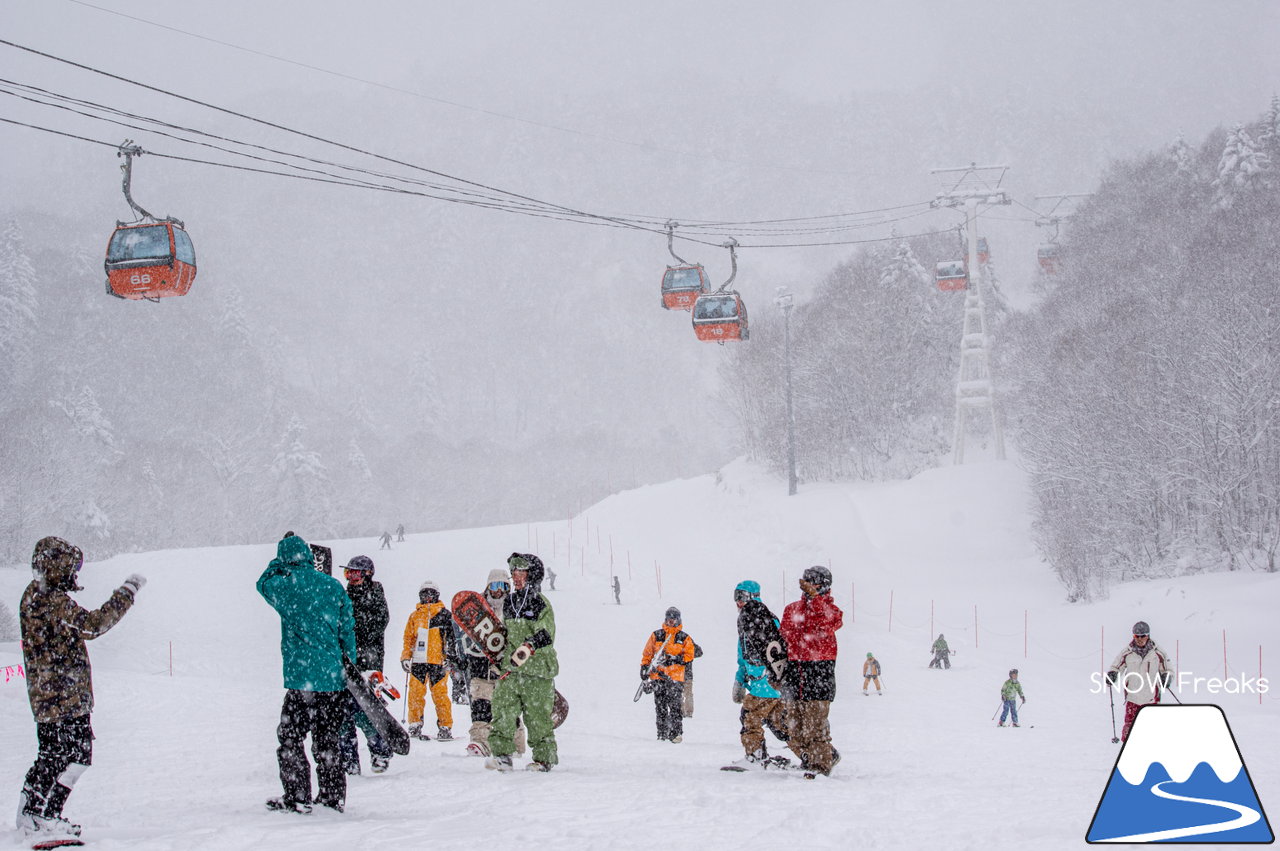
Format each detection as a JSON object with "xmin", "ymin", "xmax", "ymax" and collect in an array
[
  {"xmin": 269, "ymin": 415, "xmax": 334, "ymax": 537},
  {"xmin": 0, "ymin": 219, "xmax": 39, "ymax": 401},
  {"xmin": 1213, "ymin": 124, "xmax": 1271, "ymax": 210}
]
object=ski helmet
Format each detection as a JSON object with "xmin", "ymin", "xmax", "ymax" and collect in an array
[
  {"xmin": 1132, "ymin": 621, "xmax": 1150, "ymax": 637},
  {"xmin": 664, "ymin": 606, "xmax": 682, "ymax": 623},
  {"xmin": 734, "ymin": 580, "xmax": 761, "ymax": 603},
  {"xmin": 801, "ymin": 565, "xmax": 832, "ymax": 593},
  {"xmin": 507, "ymin": 552, "xmax": 545, "ymax": 587},
  {"xmin": 32, "ymin": 536, "xmax": 83, "ymax": 592},
  {"xmin": 343, "ymin": 555, "xmax": 375, "ymax": 577}
]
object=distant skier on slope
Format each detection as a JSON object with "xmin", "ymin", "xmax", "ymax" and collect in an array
[
  {"xmin": 16, "ymin": 536, "xmax": 145, "ymax": 843},
  {"xmin": 727, "ymin": 580, "xmax": 791, "ymax": 770},
  {"xmin": 862, "ymin": 652, "xmax": 883, "ymax": 695},
  {"xmin": 780, "ymin": 566, "xmax": 844, "ymax": 779},
  {"xmin": 640, "ymin": 607, "xmax": 696, "ymax": 743},
  {"xmin": 378, "ymin": 531, "xmax": 393, "ymax": 550},
  {"xmin": 998, "ymin": 668, "xmax": 1026, "ymax": 727},
  {"xmin": 339, "ymin": 555, "xmax": 393, "ymax": 774},
  {"xmin": 929, "ymin": 634, "xmax": 952, "ymax": 669},
  {"xmin": 1106, "ymin": 620, "xmax": 1170, "ymax": 742}
]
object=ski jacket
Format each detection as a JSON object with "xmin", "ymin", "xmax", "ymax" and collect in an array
[
  {"xmin": 641, "ymin": 623, "xmax": 696, "ymax": 684},
  {"xmin": 1108, "ymin": 638, "xmax": 1169, "ymax": 706},
  {"xmin": 932, "ymin": 637, "xmax": 950, "ymax": 655},
  {"xmin": 736, "ymin": 598, "xmax": 786, "ymax": 697},
  {"xmin": 863, "ymin": 658, "xmax": 882, "ymax": 678},
  {"xmin": 780, "ymin": 593, "xmax": 843, "ymax": 661},
  {"xmin": 346, "ymin": 579, "xmax": 389, "ymax": 671},
  {"xmin": 499, "ymin": 586, "xmax": 558, "ymax": 680},
  {"xmin": 401, "ymin": 601, "xmax": 458, "ymax": 667},
  {"xmin": 1001, "ymin": 678, "xmax": 1024, "ymax": 701},
  {"xmin": 19, "ymin": 578, "xmax": 136, "ymax": 724},
  {"xmin": 257, "ymin": 535, "xmax": 356, "ymax": 693}
]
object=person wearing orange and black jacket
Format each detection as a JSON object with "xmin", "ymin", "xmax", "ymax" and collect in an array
[
  {"xmin": 400, "ymin": 580, "xmax": 460, "ymax": 741},
  {"xmin": 640, "ymin": 607, "xmax": 697, "ymax": 743}
]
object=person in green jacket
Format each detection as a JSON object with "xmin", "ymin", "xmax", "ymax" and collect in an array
[
  {"xmin": 257, "ymin": 532, "xmax": 357, "ymax": 814},
  {"xmin": 998, "ymin": 668, "xmax": 1026, "ymax": 727},
  {"xmin": 486, "ymin": 552, "xmax": 559, "ymax": 772},
  {"xmin": 929, "ymin": 634, "xmax": 952, "ymax": 669}
]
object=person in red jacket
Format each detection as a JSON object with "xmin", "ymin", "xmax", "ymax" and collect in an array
[{"xmin": 779, "ymin": 565, "xmax": 843, "ymax": 778}]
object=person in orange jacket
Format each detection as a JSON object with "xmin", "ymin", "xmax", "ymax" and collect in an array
[
  {"xmin": 400, "ymin": 581, "xmax": 459, "ymax": 740},
  {"xmin": 640, "ymin": 607, "xmax": 696, "ymax": 743}
]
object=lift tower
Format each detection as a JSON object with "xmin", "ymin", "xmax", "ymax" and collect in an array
[{"xmin": 930, "ymin": 163, "xmax": 1011, "ymax": 464}]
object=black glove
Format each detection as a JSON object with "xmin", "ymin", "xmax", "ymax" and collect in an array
[
  {"xmin": 1160, "ymin": 672, "xmax": 1172, "ymax": 688},
  {"xmin": 1106, "ymin": 670, "xmax": 1118, "ymax": 685},
  {"xmin": 401, "ymin": 659, "xmax": 412, "ymax": 673},
  {"xmin": 640, "ymin": 665, "xmax": 649, "ymax": 682}
]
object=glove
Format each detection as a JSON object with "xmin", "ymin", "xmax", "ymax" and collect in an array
[
  {"xmin": 1160, "ymin": 672, "xmax": 1172, "ymax": 688},
  {"xmin": 121, "ymin": 574, "xmax": 147, "ymax": 595},
  {"xmin": 1106, "ymin": 670, "xmax": 1118, "ymax": 685},
  {"xmin": 640, "ymin": 665, "xmax": 649, "ymax": 682},
  {"xmin": 1021, "ymin": 696, "xmax": 1027, "ymax": 704},
  {"xmin": 401, "ymin": 659, "xmax": 412, "ymax": 673},
  {"xmin": 731, "ymin": 680, "xmax": 745, "ymax": 704},
  {"xmin": 510, "ymin": 642, "xmax": 534, "ymax": 667}
]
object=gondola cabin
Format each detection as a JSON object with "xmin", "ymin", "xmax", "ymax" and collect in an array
[
  {"xmin": 661, "ymin": 264, "xmax": 710, "ymax": 310},
  {"xmin": 976, "ymin": 237, "xmax": 990, "ymax": 265},
  {"xmin": 691, "ymin": 292, "xmax": 748, "ymax": 342},
  {"xmin": 1037, "ymin": 243, "xmax": 1060, "ymax": 275},
  {"xmin": 935, "ymin": 260, "xmax": 968, "ymax": 292},
  {"xmin": 105, "ymin": 222, "xmax": 197, "ymax": 300}
]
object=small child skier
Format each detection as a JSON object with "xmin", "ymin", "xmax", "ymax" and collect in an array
[
  {"xmin": 862, "ymin": 652, "xmax": 883, "ymax": 695},
  {"xmin": 998, "ymin": 668, "xmax": 1026, "ymax": 727}
]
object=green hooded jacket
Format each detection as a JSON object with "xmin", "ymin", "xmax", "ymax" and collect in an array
[
  {"xmin": 257, "ymin": 535, "xmax": 356, "ymax": 692},
  {"xmin": 500, "ymin": 587, "xmax": 559, "ymax": 680}
]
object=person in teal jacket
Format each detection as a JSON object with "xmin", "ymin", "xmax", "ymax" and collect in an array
[
  {"xmin": 486, "ymin": 552, "xmax": 559, "ymax": 772},
  {"xmin": 257, "ymin": 532, "xmax": 357, "ymax": 814}
]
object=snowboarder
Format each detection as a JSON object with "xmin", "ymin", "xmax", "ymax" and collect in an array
[
  {"xmin": 780, "ymin": 566, "xmax": 844, "ymax": 778},
  {"xmin": 612, "ymin": 575, "xmax": 621, "ymax": 605},
  {"xmin": 487, "ymin": 553, "xmax": 559, "ymax": 772},
  {"xmin": 378, "ymin": 531, "xmax": 392, "ymax": 550},
  {"xmin": 1106, "ymin": 620, "xmax": 1170, "ymax": 742},
  {"xmin": 16, "ymin": 536, "xmax": 145, "ymax": 842},
  {"xmin": 929, "ymin": 634, "xmax": 952, "ymax": 669},
  {"xmin": 461, "ymin": 568, "xmax": 527, "ymax": 758},
  {"xmin": 400, "ymin": 580, "xmax": 459, "ymax": 741},
  {"xmin": 258, "ymin": 532, "xmax": 356, "ymax": 814},
  {"xmin": 640, "ymin": 607, "xmax": 697, "ymax": 743},
  {"xmin": 862, "ymin": 652, "xmax": 883, "ymax": 695},
  {"xmin": 395, "ymin": 524, "xmax": 405, "ymax": 542},
  {"xmin": 998, "ymin": 668, "xmax": 1026, "ymax": 726},
  {"xmin": 340, "ymin": 555, "xmax": 393, "ymax": 774},
  {"xmin": 546, "ymin": 565, "xmax": 557, "ymax": 591},
  {"xmin": 728, "ymin": 580, "xmax": 791, "ymax": 769}
]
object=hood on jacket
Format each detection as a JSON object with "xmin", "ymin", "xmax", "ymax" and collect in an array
[
  {"xmin": 32, "ymin": 535, "xmax": 84, "ymax": 591},
  {"xmin": 276, "ymin": 534, "xmax": 315, "ymax": 568}
]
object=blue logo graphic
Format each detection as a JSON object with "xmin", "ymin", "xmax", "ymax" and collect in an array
[{"xmin": 1087, "ymin": 704, "xmax": 1273, "ymax": 843}]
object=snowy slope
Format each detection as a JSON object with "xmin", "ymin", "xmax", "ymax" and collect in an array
[{"xmin": 1, "ymin": 459, "xmax": 1276, "ymax": 851}]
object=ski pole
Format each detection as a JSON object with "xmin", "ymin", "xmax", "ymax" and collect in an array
[
  {"xmin": 1107, "ymin": 680, "xmax": 1119, "ymax": 743},
  {"xmin": 402, "ymin": 671, "xmax": 409, "ymax": 722},
  {"xmin": 992, "ymin": 702, "xmax": 1004, "ymax": 721}
]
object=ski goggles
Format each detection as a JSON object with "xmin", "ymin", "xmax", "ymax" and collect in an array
[
  {"xmin": 508, "ymin": 555, "xmax": 532, "ymax": 573},
  {"xmin": 488, "ymin": 581, "xmax": 510, "ymax": 592},
  {"xmin": 733, "ymin": 588, "xmax": 755, "ymax": 604}
]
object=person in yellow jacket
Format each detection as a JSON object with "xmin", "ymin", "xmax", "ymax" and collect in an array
[
  {"xmin": 400, "ymin": 581, "xmax": 459, "ymax": 740},
  {"xmin": 640, "ymin": 607, "xmax": 696, "ymax": 743}
]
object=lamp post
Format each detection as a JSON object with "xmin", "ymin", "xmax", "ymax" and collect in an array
[{"xmin": 775, "ymin": 287, "xmax": 797, "ymax": 496}]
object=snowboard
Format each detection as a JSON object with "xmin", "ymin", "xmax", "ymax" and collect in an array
[
  {"xmin": 721, "ymin": 755, "xmax": 792, "ymax": 772},
  {"xmin": 31, "ymin": 839, "xmax": 84, "ymax": 850},
  {"xmin": 451, "ymin": 590, "xmax": 569, "ymax": 729},
  {"xmin": 343, "ymin": 658, "xmax": 411, "ymax": 755}
]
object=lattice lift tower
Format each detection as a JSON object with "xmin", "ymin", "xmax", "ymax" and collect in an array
[{"xmin": 930, "ymin": 163, "xmax": 1010, "ymax": 464}]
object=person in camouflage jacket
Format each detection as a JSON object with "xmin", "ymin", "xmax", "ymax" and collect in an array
[{"xmin": 17, "ymin": 536, "xmax": 146, "ymax": 840}]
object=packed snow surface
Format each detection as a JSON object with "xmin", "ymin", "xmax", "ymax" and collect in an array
[{"xmin": 2, "ymin": 459, "xmax": 1276, "ymax": 850}]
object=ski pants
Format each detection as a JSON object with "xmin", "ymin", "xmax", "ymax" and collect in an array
[
  {"xmin": 862, "ymin": 676, "xmax": 882, "ymax": 692},
  {"xmin": 21, "ymin": 714, "xmax": 93, "ymax": 819},
  {"xmin": 407, "ymin": 663, "xmax": 453, "ymax": 729},
  {"xmin": 652, "ymin": 679, "xmax": 684, "ymax": 740},
  {"xmin": 469, "ymin": 677, "xmax": 525, "ymax": 755},
  {"xmin": 276, "ymin": 689, "xmax": 347, "ymax": 807},
  {"xmin": 787, "ymin": 699, "xmax": 836, "ymax": 775},
  {"xmin": 490, "ymin": 673, "xmax": 557, "ymax": 766},
  {"xmin": 930, "ymin": 653, "xmax": 951, "ymax": 669},
  {"xmin": 340, "ymin": 692, "xmax": 391, "ymax": 769},
  {"xmin": 1000, "ymin": 699, "xmax": 1019, "ymax": 725},
  {"xmin": 1121, "ymin": 700, "xmax": 1151, "ymax": 742},
  {"xmin": 740, "ymin": 694, "xmax": 787, "ymax": 756}
]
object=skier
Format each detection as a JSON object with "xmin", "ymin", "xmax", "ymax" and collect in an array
[
  {"xmin": 400, "ymin": 580, "xmax": 459, "ymax": 740},
  {"xmin": 1106, "ymin": 620, "xmax": 1170, "ymax": 742},
  {"xmin": 395, "ymin": 524, "xmax": 405, "ymax": 542},
  {"xmin": 16, "ymin": 536, "xmax": 145, "ymax": 842},
  {"xmin": 340, "ymin": 555, "xmax": 392, "ymax": 774},
  {"xmin": 998, "ymin": 668, "xmax": 1026, "ymax": 726},
  {"xmin": 612, "ymin": 575, "xmax": 621, "ymax": 605},
  {"xmin": 728, "ymin": 580, "xmax": 790, "ymax": 769},
  {"xmin": 258, "ymin": 532, "xmax": 356, "ymax": 814},
  {"xmin": 546, "ymin": 565, "xmax": 557, "ymax": 591},
  {"xmin": 929, "ymin": 634, "xmax": 952, "ymax": 669},
  {"xmin": 640, "ymin": 607, "xmax": 697, "ymax": 743},
  {"xmin": 487, "ymin": 553, "xmax": 559, "ymax": 772},
  {"xmin": 862, "ymin": 652, "xmax": 883, "ymax": 695},
  {"xmin": 378, "ymin": 531, "xmax": 392, "ymax": 550},
  {"xmin": 780, "ymin": 565, "xmax": 844, "ymax": 778},
  {"xmin": 462, "ymin": 568, "xmax": 526, "ymax": 758}
]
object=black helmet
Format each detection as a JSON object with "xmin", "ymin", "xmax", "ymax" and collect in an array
[
  {"xmin": 344, "ymin": 555, "xmax": 375, "ymax": 577},
  {"xmin": 801, "ymin": 565, "xmax": 832, "ymax": 593},
  {"xmin": 508, "ymin": 552, "xmax": 545, "ymax": 587},
  {"xmin": 1132, "ymin": 621, "xmax": 1150, "ymax": 637}
]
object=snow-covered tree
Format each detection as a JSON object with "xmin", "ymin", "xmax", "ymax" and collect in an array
[
  {"xmin": 269, "ymin": 415, "xmax": 334, "ymax": 537},
  {"xmin": 1213, "ymin": 124, "xmax": 1271, "ymax": 210},
  {"xmin": 0, "ymin": 219, "xmax": 39, "ymax": 400}
]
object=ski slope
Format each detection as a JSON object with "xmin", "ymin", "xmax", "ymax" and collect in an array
[{"xmin": 2, "ymin": 459, "xmax": 1276, "ymax": 850}]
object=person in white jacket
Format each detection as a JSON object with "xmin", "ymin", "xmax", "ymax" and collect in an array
[{"xmin": 1106, "ymin": 620, "xmax": 1170, "ymax": 741}]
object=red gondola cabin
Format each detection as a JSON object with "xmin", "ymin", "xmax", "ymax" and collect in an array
[
  {"xmin": 1037, "ymin": 244, "xmax": 1060, "ymax": 275},
  {"xmin": 691, "ymin": 292, "xmax": 748, "ymax": 342},
  {"xmin": 661, "ymin": 264, "xmax": 710, "ymax": 310},
  {"xmin": 935, "ymin": 260, "xmax": 968, "ymax": 292},
  {"xmin": 105, "ymin": 222, "xmax": 197, "ymax": 300}
]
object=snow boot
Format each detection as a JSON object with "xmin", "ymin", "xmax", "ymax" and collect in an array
[
  {"xmin": 670, "ymin": 735, "xmax": 683, "ymax": 743},
  {"xmin": 466, "ymin": 741, "xmax": 490, "ymax": 757},
  {"xmin": 485, "ymin": 754, "xmax": 514, "ymax": 772},
  {"xmin": 314, "ymin": 797, "xmax": 345, "ymax": 814},
  {"xmin": 436, "ymin": 725, "xmax": 453, "ymax": 741},
  {"xmin": 727, "ymin": 749, "xmax": 768, "ymax": 770},
  {"xmin": 265, "ymin": 797, "xmax": 312, "ymax": 815},
  {"xmin": 525, "ymin": 761, "xmax": 552, "ymax": 772},
  {"xmin": 371, "ymin": 755, "xmax": 390, "ymax": 774}
]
